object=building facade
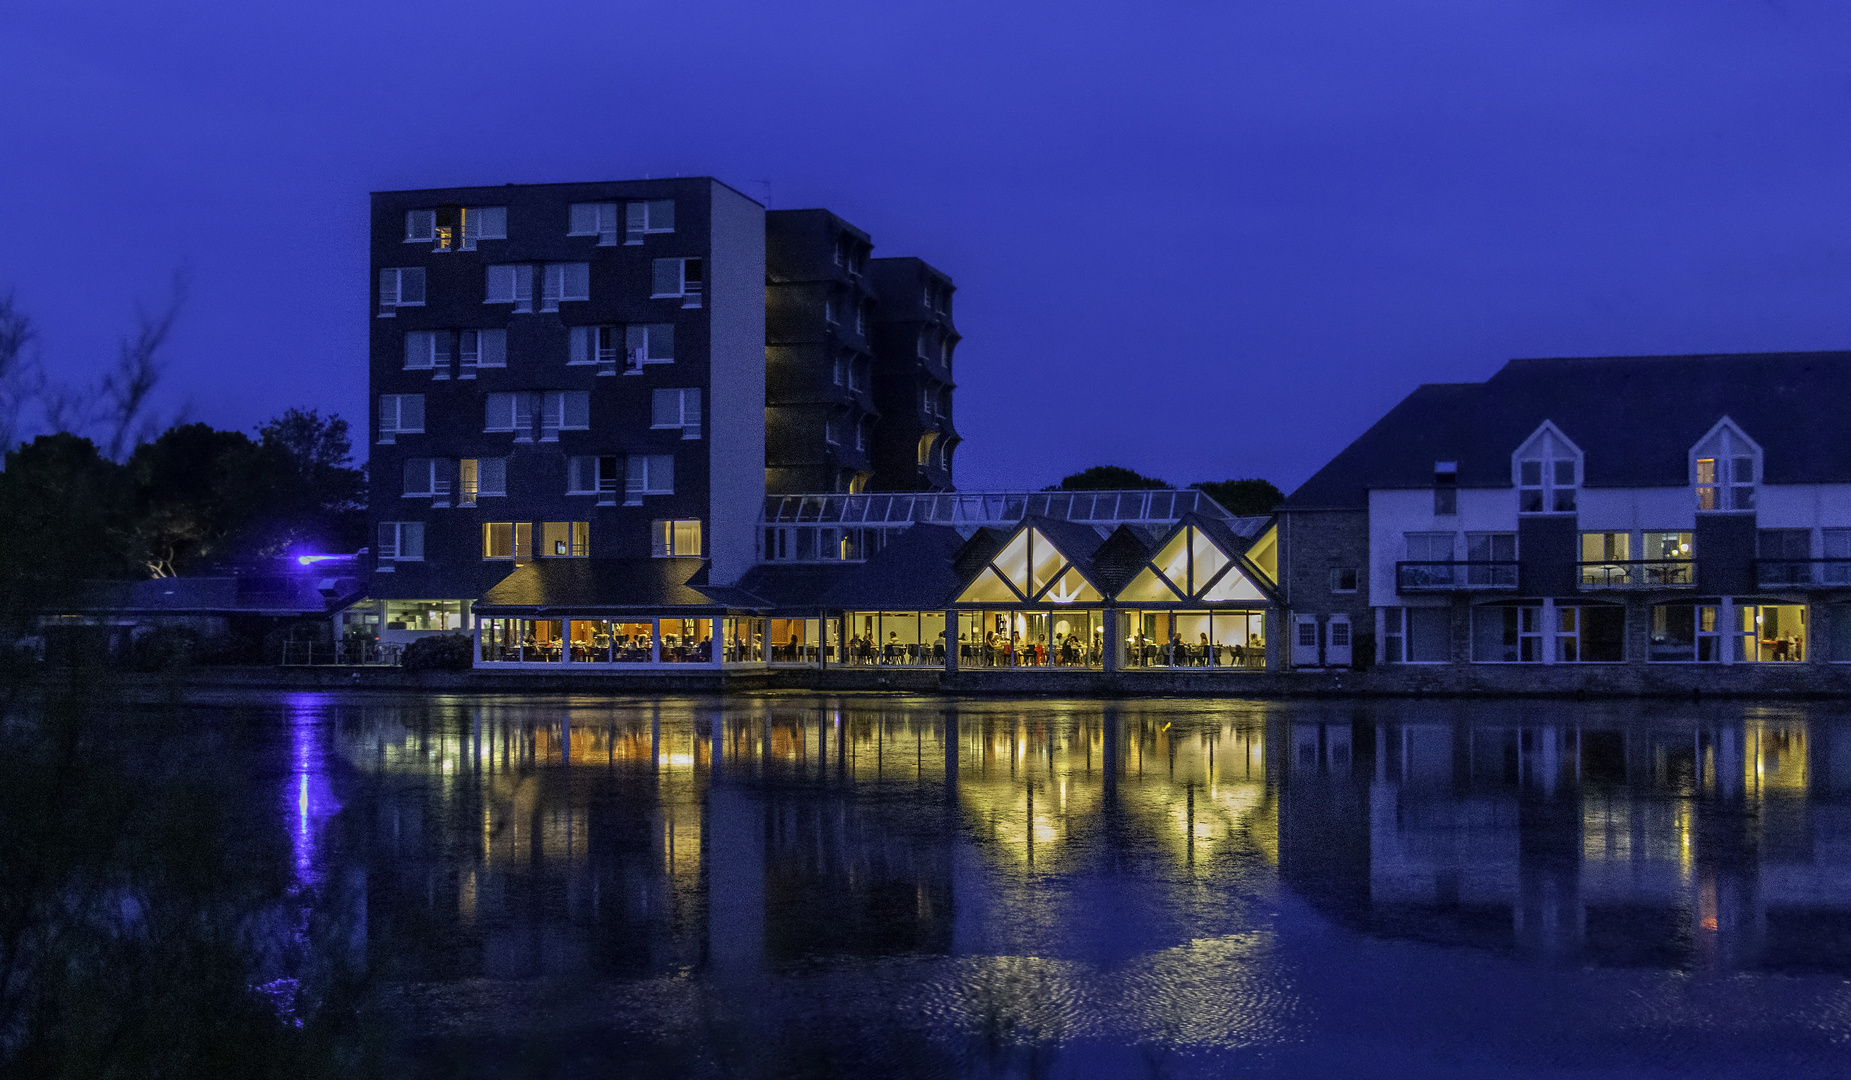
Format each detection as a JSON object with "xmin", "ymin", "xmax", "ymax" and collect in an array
[
  {"xmin": 1279, "ymin": 352, "xmax": 1851, "ymax": 685},
  {"xmin": 867, "ymin": 258, "xmax": 959, "ymax": 491}
]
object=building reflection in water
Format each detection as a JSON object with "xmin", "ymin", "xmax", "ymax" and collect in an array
[{"xmin": 320, "ymin": 696, "xmax": 1851, "ymax": 984}]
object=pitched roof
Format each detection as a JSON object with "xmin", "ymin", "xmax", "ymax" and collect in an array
[
  {"xmin": 728, "ymin": 562, "xmax": 857, "ymax": 609},
  {"xmin": 817, "ymin": 524, "xmax": 969, "ymax": 610},
  {"xmin": 1286, "ymin": 351, "xmax": 1851, "ymax": 510},
  {"xmin": 475, "ymin": 559, "xmax": 724, "ymax": 612}
]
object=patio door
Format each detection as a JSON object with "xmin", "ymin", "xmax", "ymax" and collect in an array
[
  {"xmin": 1325, "ymin": 615, "xmax": 1352, "ymax": 668},
  {"xmin": 1292, "ymin": 615, "xmax": 1321, "ymax": 667}
]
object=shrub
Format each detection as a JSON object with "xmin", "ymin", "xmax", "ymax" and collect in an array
[{"xmin": 401, "ymin": 633, "xmax": 474, "ymax": 671}]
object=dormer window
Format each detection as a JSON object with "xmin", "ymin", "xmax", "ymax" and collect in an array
[
  {"xmin": 1691, "ymin": 419, "xmax": 1760, "ymax": 512},
  {"xmin": 1434, "ymin": 461, "xmax": 1458, "ymax": 516},
  {"xmin": 1513, "ymin": 423, "xmax": 1581, "ymax": 514}
]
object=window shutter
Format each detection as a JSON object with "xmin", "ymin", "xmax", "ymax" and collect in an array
[
  {"xmin": 400, "ymin": 268, "xmax": 425, "ymax": 305},
  {"xmin": 564, "ymin": 391, "xmax": 589, "ymax": 428},
  {"xmin": 479, "ymin": 329, "xmax": 505, "ymax": 367},
  {"xmin": 652, "ymin": 259, "xmax": 681, "ymax": 296},
  {"xmin": 480, "ymin": 457, "xmax": 506, "ymax": 495},
  {"xmin": 400, "ymin": 395, "xmax": 424, "ymax": 432},
  {"xmin": 626, "ymin": 202, "xmax": 646, "ymax": 243},
  {"xmin": 379, "ymin": 269, "xmax": 398, "ymax": 310},
  {"xmin": 569, "ymin": 326, "xmax": 589, "ymax": 365},
  {"xmin": 378, "ymin": 523, "xmax": 398, "ymax": 560}
]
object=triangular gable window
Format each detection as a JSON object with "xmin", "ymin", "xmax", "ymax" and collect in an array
[
  {"xmin": 955, "ymin": 526, "xmax": 1101, "ymax": 604},
  {"xmin": 1120, "ymin": 524, "xmax": 1267, "ymax": 603}
]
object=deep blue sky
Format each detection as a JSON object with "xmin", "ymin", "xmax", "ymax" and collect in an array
[{"xmin": 4, "ymin": 1, "xmax": 1850, "ymax": 493}]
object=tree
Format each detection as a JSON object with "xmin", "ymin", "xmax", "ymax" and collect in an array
[
  {"xmin": 0, "ymin": 292, "xmax": 36, "ymax": 455},
  {"xmin": 1192, "ymin": 478, "xmax": 1284, "ymax": 517},
  {"xmin": 0, "ymin": 434, "xmax": 136, "ymax": 614},
  {"xmin": 126, "ymin": 424, "xmax": 281, "ymax": 577},
  {"xmin": 1045, "ymin": 465, "xmax": 1171, "ymax": 491},
  {"xmin": 255, "ymin": 409, "xmax": 367, "ymax": 555}
]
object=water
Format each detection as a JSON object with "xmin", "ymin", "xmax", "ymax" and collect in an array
[{"xmin": 162, "ymin": 694, "xmax": 1851, "ymax": 1074}]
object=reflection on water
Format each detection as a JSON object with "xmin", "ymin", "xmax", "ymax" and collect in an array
[{"xmin": 279, "ymin": 695, "xmax": 1851, "ymax": 1074}]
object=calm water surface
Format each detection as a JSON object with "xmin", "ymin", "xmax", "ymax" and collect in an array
[{"xmin": 243, "ymin": 692, "xmax": 1851, "ymax": 1077}]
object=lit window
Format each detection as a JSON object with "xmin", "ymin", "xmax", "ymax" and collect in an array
[
  {"xmin": 485, "ymin": 264, "xmax": 534, "ymax": 312},
  {"xmin": 377, "ymin": 394, "xmax": 424, "ymax": 444},
  {"xmin": 626, "ymin": 200, "xmax": 674, "ymax": 243},
  {"xmin": 541, "ymin": 521, "xmax": 589, "ymax": 558},
  {"xmin": 482, "ymin": 522, "xmax": 531, "ymax": 560},
  {"xmin": 378, "ymin": 267, "xmax": 425, "ymax": 316},
  {"xmin": 460, "ymin": 457, "xmax": 505, "ymax": 504},
  {"xmin": 1692, "ymin": 422, "xmax": 1759, "ymax": 511},
  {"xmin": 405, "ymin": 211, "xmax": 435, "ymax": 243},
  {"xmin": 651, "ymin": 389, "xmax": 702, "ymax": 438},
  {"xmin": 653, "ymin": 519, "xmax": 702, "ymax": 557},
  {"xmin": 569, "ymin": 202, "xmax": 619, "ymax": 245},
  {"xmin": 917, "ymin": 432, "xmax": 937, "ymax": 466},
  {"xmin": 376, "ymin": 522, "xmax": 424, "ymax": 563},
  {"xmin": 541, "ymin": 263, "xmax": 590, "ymax": 312}
]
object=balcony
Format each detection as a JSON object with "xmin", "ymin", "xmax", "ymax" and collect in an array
[
  {"xmin": 1577, "ymin": 560, "xmax": 1694, "ymax": 590},
  {"xmin": 1396, "ymin": 561, "xmax": 1518, "ymax": 592},
  {"xmin": 1755, "ymin": 559, "xmax": 1851, "ymax": 588}
]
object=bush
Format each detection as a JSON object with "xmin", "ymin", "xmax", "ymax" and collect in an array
[
  {"xmin": 400, "ymin": 634, "xmax": 474, "ymax": 671},
  {"xmin": 131, "ymin": 626, "xmax": 203, "ymax": 671}
]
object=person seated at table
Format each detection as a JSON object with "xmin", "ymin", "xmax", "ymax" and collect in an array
[{"xmin": 1167, "ymin": 633, "xmax": 1184, "ymax": 666}]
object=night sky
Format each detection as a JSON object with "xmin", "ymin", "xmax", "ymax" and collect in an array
[{"xmin": 4, "ymin": 1, "xmax": 1849, "ymax": 494}]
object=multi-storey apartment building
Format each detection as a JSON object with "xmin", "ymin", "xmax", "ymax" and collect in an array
[
  {"xmin": 764, "ymin": 210, "xmax": 879, "ymax": 494},
  {"xmin": 1278, "ymin": 352, "xmax": 1851, "ymax": 686},
  {"xmin": 868, "ymin": 258, "xmax": 959, "ymax": 491},
  {"xmin": 367, "ymin": 179, "xmax": 766, "ymax": 622}
]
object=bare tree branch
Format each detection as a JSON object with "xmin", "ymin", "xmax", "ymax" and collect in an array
[
  {"xmin": 100, "ymin": 271, "xmax": 188, "ymax": 461},
  {"xmin": 0, "ymin": 293, "xmax": 37, "ymax": 456}
]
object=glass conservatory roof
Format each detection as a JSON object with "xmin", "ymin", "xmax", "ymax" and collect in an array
[{"xmin": 760, "ymin": 489, "xmax": 1237, "ymax": 528}]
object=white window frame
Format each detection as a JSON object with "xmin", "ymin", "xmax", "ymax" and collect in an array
[
  {"xmin": 402, "ymin": 457, "xmax": 437, "ymax": 498},
  {"xmin": 540, "ymin": 391, "xmax": 590, "ymax": 439},
  {"xmin": 459, "ymin": 329, "xmax": 505, "ymax": 376},
  {"xmin": 485, "ymin": 264, "xmax": 534, "ymax": 313},
  {"xmin": 627, "ymin": 323, "xmax": 674, "ymax": 368},
  {"xmin": 377, "ymin": 522, "xmax": 424, "ymax": 565},
  {"xmin": 403, "ymin": 330, "xmax": 438, "ymax": 371},
  {"xmin": 569, "ymin": 202, "xmax": 619, "ymax": 245},
  {"xmin": 653, "ymin": 518, "xmax": 702, "ymax": 558},
  {"xmin": 1691, "ymin": 417, "xmax": 1761, "ymax": 513},
  {"xmin": 404, "ymin": 210, "xmax": 435, "ymax": 243},
  {"xmin": 626, "ymin": 454, "xmax": 674, "ymax": 503},
  {"xmin": 541, "ymin": 262, "xmax": 590, "ymax": 312},
  {"xmin": 651, "ymin": 258, "xmax": 702, "ymax": 307},
  {"xmin": 378, "ymin": 267, "xmax": 425, "ymax": 316},
  {"xmin": 626, "ymin": 199, "xmax": 675, "ymax": 244},
  {"xmin": 1513, "ymin": 421, "xmax": 1582, "ymax": 515},
  {"xmin": 651, "ymin": 388, "xmax": 702, "ymax": 439},
  {"xmin": 482, "ymin": 522, "xmax": 531, "ymax": 561},
  {"xmin": 377, "ymin": 394, "xmax": 424, "ymax": 444},
  {"xmin": 460, "ymin": 205, "xmax": 506, "ymax": 250}
]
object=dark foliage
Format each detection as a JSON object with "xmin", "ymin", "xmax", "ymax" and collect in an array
[
  {"xmin": 399, "ymin": 634, "xmax": 475, "ymax": 672},
  {"xmin": 1045, "ymin": 465, "xmax": 1171, "ymax": 491},
  {"xmin": 1192, "ymin": 478, "xmax": 1284, "ymax": 517}
]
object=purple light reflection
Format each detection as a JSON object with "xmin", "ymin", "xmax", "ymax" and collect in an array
[{"xmin": 285, "ymin": 694, "xmax": 341, "ymax": 887}]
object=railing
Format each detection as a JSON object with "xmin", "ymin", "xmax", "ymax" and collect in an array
[
  {"xmin": 459, "ymin": 479, "xmax": 478, "ymax": 507},
  {"xmin": 1755, "ymin": 559, "xmax": 1851, "ymax": 588},
  {"xmin": 1396, "ymin": 561, "xmax": 1518, "ymax": 591},
  {"xmin": 281, "ymin": 640, "xmax": 402, "ymax": 666},
  {"xmin": 1577, "ymin": 560, "xmax": 1694, "ymax": 589}
]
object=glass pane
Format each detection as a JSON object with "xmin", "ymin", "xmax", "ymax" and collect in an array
[{"xmin": 1118, "ymin": 566, "xmax": 1182, "ymax": 603}]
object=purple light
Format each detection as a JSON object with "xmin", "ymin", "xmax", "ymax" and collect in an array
[{"xmin": 296, "ymin": 554, "xmax": 341, "ymax": 566}]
